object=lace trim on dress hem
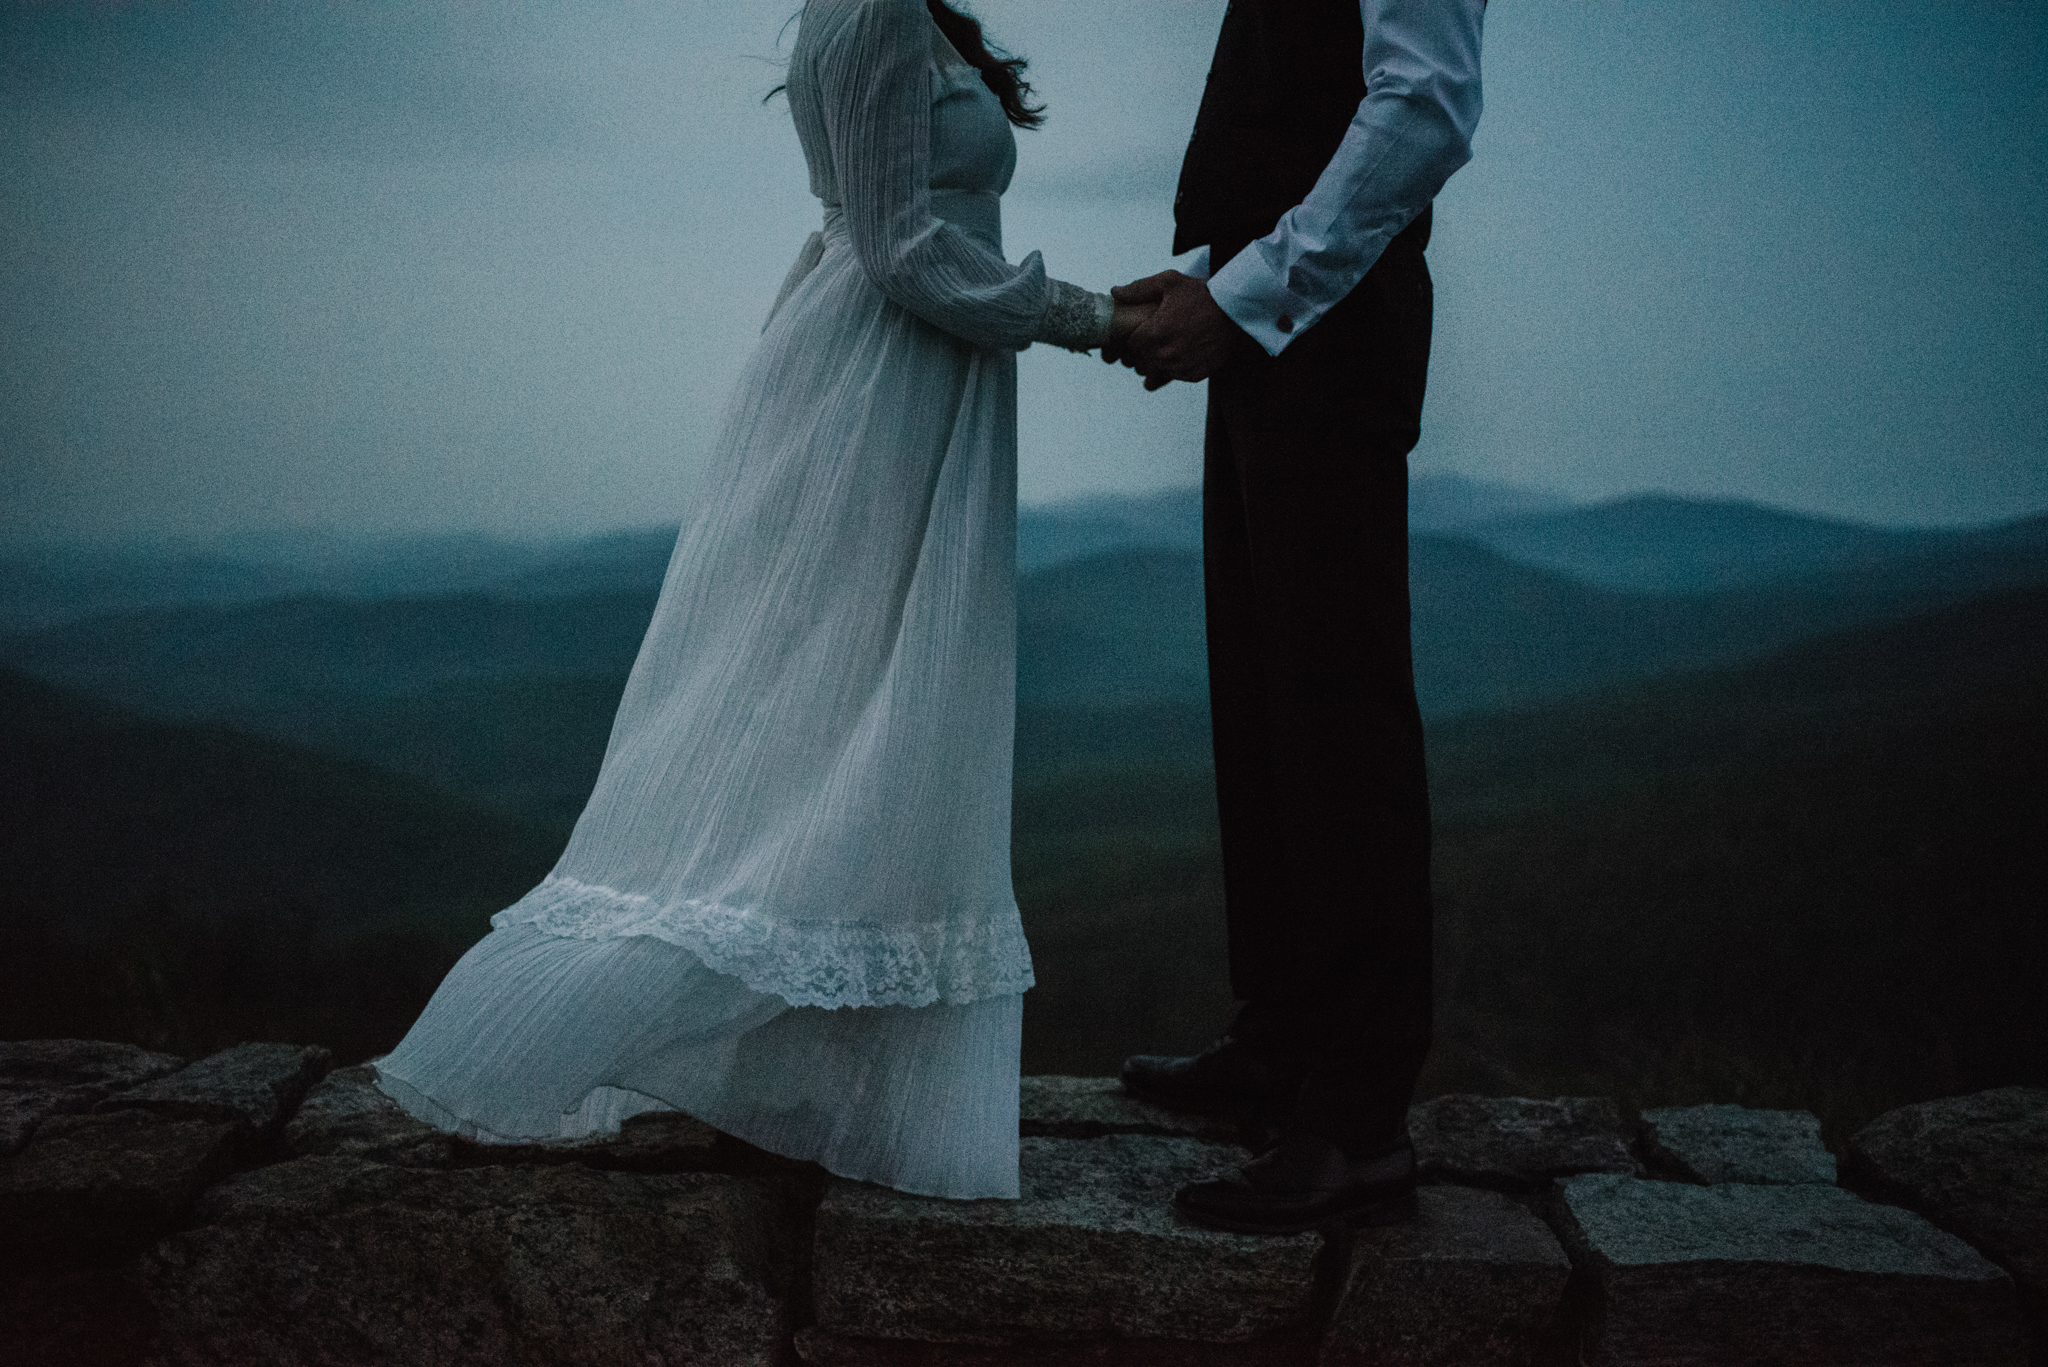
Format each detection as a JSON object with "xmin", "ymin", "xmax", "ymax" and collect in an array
[{"xmin": 490, "ymin": 874, "xmax": 1036, "ymax": 1011}]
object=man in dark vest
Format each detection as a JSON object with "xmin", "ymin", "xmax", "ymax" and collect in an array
[{"xmin": 1105, "ymin": 0, "xmax": 1487, "ymax": 1234}]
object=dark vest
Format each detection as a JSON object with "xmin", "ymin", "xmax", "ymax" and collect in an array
[{"xmin": 1173, "ymin": 0, "xmax": 1430, "ymax": 261}]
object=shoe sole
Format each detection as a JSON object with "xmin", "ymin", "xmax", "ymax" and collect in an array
[{"xmin": 1172, "ymin": 1187, "xmax": 1418, "ymax": 1237}]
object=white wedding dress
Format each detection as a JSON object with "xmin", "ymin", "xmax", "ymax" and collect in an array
[{"xmin": 374, "ymin": 0, "xmax": 1108, "ymax": 1200}]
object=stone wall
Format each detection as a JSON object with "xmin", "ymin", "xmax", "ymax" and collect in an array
[{"xmin": 1, "ymin": 1042, "xmax": 2041, "ymax": 1366}]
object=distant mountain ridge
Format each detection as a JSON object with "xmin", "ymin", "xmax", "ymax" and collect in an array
[
  {"xmin": 1461, "ymin": 494, "xmax": 2048, "ymax": 595},
  {"xmin": 6, "ymin": 503, "xmax": 2045, "ymax": 806},
  {"xmin": 1016, "ymin": 519, "xmax": 2048, "ymax": 720},
  {"xmin": 0, "ymin": 472, "xmax": 1574, "ymax": 629},
  {"xmin": 1015, "ymin": 472, "xmax": 1569, "ymax": 573},
  {"xmin": 14, "ymin": 484, "xmax": 2041, "ymax": 634},
  {"xmin": 0, "ymin": 529, "xmax": 680, "ymax": 633}
]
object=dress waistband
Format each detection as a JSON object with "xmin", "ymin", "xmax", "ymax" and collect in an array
[{"xmin": 821, "ymin": 187, "xmax": 1002, "ymax": 252}]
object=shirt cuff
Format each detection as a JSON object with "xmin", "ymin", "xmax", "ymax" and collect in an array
[{"xmin": 1205, "ymin": 244, "xmax": 1310, "ymax": 357}]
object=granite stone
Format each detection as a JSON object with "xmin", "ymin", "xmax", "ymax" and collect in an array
[
  {"xmin": 1019, "ymin": 1075, "xmax": 1243, "ymax": 1145},
  {"xmin": 284, "ymin": 1063, "xmax": 724, "ymax": 1173},
  {"xmin": 1847, "ymin": 1086, "xmax": 2048, "ymax": 1340},
  {"xmin": 1639, "ymin": 1103, "xmax": 1836, "ymax": 1185},
  {"xmin": 811, "ymin": 1135, "xmax": 1322, "ymax": 1352},
  {"xmin": 1321, "ymin": 1184, "xmax": 1570, "ymax": 1367},
  {"xmin": 1408, "ymin": 1094, "xmax": 1637, "ymax": 1191},
  {"xmin": 0, "ymin": 1039, "xmax": 187, "ymax": 1157},
  {"xmin": 1551, "ymin": 1173, "xmax": 2029, "ymax": 1366},
  {"xmin": 560, "ymin": 1107, "xmax": 725, "ymax": 1171},
  {"xmin": 104, "ymin": 1042, "xmax": 332, "ymax": 1141},
  {"xmin": 0, "ymin": 1265, "xmax": 160, "ymax": 1367},
  {"xmin": 0, "ymin": 1109, "xmax": 247, "ymax": 1269},
  {"xmin": 143, "ymin": 1155, "xmax": 794, "ymax": 1367},
  {"xmin": 281, "ymin": 1063, "xmax": 457, "ymax": 1167}
]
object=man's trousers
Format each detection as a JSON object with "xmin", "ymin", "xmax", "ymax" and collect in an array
[{"xmin": 1201, "ymin": 226, "xmax": 1436, "ymax": 1144}]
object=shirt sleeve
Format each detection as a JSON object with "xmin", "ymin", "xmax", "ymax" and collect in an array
[
  {"xmin": 1205, "ymin": 0, "xmax": 1486, "ymax": 355},
  {"xmin": 816, "ymin": 0, "xmax": 1053, "ymax": 351}
]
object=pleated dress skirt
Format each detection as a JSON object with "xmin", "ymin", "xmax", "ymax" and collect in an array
[{"xmin": 376, "ymin": 207, "xmax": 1034, "ymax": 1200}]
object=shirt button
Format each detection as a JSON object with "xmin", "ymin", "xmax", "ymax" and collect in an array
[{"xmin": 1275, "ymin": 314, "xmax": 1294, "ymax": 333}]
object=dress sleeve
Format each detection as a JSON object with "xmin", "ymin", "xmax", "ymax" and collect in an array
[{"xmin": 816, "ymin": 0, "xmax": 1056, "ymax": 351}]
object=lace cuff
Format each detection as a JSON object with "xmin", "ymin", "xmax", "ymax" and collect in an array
[{"xmin": 1033, "ymin": 278, "xmax": 1114, "ymax": 352}]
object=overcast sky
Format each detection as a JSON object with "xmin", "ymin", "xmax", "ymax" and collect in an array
[{"xmin": 3, "ymin": 0, "xmax": 2043, "ymax": 547}]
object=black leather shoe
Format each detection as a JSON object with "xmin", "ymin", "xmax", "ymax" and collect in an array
[
  {"xmin": 1120, "ymin": 1038, "xmax": 1304, "ymax": 1116},
  {"xmin": 1172, "ymin": 1134, "xmax": 1418, "ymax": 1235}
]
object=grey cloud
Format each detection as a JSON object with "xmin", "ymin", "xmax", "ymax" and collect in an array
[{"xmin": 2, "ymin": 2, "xmax": 575, "ymax": 161}]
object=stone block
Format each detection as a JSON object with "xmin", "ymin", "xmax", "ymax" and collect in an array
[
  {"xmin": 811, "ymin": 1135, "xmax": 1321, "ymax": 1354},
  {"xmin": 103, "ymin": 1041, "xmax": 331, "ymax": 1140},
  {"xmin": 1408, "ymin": 1095, "xmax": 1636, "ymax": 1191},
  {"xmin": 1018, "ymin": 1075, "xmax": 1242, "ymax": 1145},
  {"xmin": 571, "ymin": 1107, "xmax": 724, "ymax": 1171},
  {"xmin": 794, "ymin": 1328, "xmax": 1303, "ymax": 1366},
  {"xmin": 447, "ymin": 1106, "xmax": 729, "ymax": 1172},
  {"xmin": 0, "ymin": 1039, "xmax": 187, "ymax": 1157},
  {"xmin": 445, "ymin": 1108, "xmax": 727, "ymax": 1175},
  {"xmin": 283, "ymin": 1063, "xmax": 456, "ymax": 1167},
  {"xmin": 0, "ymin": 1095, "xmax": 45, "ymax": 1160},
  {"xmin": 1847, "ymin": 1086, "xmax": 2048, "ymax": 1337},
  {"xmin": 142, "ymin": 1155, "xmax": 794, "ymax": 1367},
  {"xmin": 0, "ymin": 1265, "xmax": 160, "ymax": 1367},
  {"xmin": 1552, "ymin": 1173, "xmax": 2029, "ymax": 1366},
  {"xmin": 0, "ymin": 1039, "xmax": 187, "ymax": 1092},
  {"xmin": 1639, "ymin": 1103, "xmax": 1836, "ymax": 1185},
  {"xmin": 287, "ymin": 1063, "xmax": 727, "ymax": 1176},
  {"xmin": 1321, "ymin": 1185, "xmax": 1570, "ymax": 1367},
  {"xmin": 0, "ymin": 1109, "xmax": 246, "ymax": 1269}
]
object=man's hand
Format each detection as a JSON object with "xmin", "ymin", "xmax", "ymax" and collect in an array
[
  {"xmin": 1100, "ymin": 271, "xmax": 1181, "ymax": 366},
  {"xmin": 1102, "ymin": 300, "xmax": 1155, "ymax": 363},
  {"xmin": 1102, "ymin": 271, "xmax": 1244, "ymax": 390}
]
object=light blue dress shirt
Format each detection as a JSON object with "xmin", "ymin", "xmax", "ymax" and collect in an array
[{"xmin": 1191, "ymin": 0, "xmax": 1487, "ymax": 356}]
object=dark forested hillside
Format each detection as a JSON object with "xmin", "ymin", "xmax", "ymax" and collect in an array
[
  {"xmin": 1013, "ymin": 585, "xmax": 2048, "ymax": 1138},
  {"xmin": 0, "ymin": 528, "xmax": 681, "ymax": 632},
  {"xmin": 0, "ymin": 590, "xmax": 659, "ymax": 717},
  {"xmin": 0, "ymin": 669, "xmax": 562, "ymax": 1062},
  {"xmin": 1420, "ymin": 585, "xmax": 2048, "ymax": 1132}
]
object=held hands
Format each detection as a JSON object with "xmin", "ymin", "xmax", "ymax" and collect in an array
[{"xmin": 1100, "ymin": 271, "xmax": 1243, "ymax": 391}]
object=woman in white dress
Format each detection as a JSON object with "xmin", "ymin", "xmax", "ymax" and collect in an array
[{"xmin": 373, "ymin": 0, "xmax": 1129, "ymax": 1200}]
